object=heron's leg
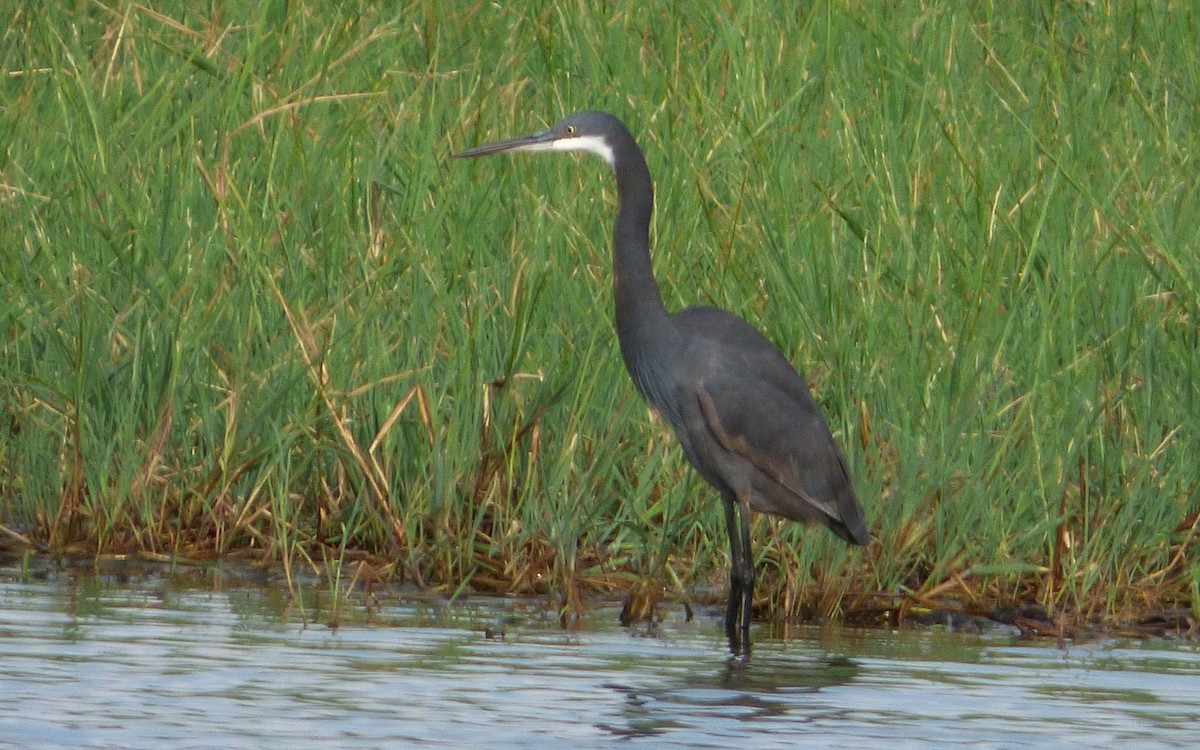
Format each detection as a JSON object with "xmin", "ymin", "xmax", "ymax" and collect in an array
[
  {"xmin": 723, "ymin": 499, "xmax": 744, "ymax": 643},
  {"xmin": 723, "ymin": 498, "xmax": 755, "ymax": 656},
  {"xmin": 736, "ymin": 499, "xmax": 755, "ymax": 646}
]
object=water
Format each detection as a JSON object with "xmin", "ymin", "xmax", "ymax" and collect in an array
[{"xmin": 1, "ymin": 561, "xmax": 1197, "ymax": 749}]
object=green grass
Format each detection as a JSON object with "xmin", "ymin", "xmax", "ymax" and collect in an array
[{"xmin": 2, "ymin": 0, "xmax": 1197, "ymax": 628}]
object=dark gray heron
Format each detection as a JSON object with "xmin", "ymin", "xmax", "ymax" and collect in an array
[{"xmin": 455, "ymin": 111, "xmax": 869, "ymax": 655}]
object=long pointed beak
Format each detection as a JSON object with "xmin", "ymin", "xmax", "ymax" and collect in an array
[{"xmin": 453, "ymin": 128, "xmax": 559, "ymax": 158}]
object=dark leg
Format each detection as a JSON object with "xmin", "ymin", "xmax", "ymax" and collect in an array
[
  {"xmin": 736, "ymin": 500, "xmax": 754, "ymax": 646},
  {"xmin": 723, "ymin": 499, "xmax": 754, "ymax": 656},
  {"xmin": 723, "ymin": 500, "xmax": 742, "ymax": 642}
]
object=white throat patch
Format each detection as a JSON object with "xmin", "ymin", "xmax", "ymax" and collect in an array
[{"xmin": 550, "ymin": 135, "xmax": 615, "ymax": 167}]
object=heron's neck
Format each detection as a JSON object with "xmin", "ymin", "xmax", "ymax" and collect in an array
[{"xmin": 611, "ymin": 149, "xmax": 668, "ymax": 343}]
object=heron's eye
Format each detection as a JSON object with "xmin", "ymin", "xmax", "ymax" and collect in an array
[{"xmin": 565, "ymin": 125, "xmax": 576, "ymax": 136}]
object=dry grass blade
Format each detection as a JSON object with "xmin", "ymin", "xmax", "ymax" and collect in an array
[{"xmin": 264, "ymin": 273, "xmax": 404, "ymax": 548}]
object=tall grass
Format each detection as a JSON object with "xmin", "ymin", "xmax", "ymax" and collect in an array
[{"xmin": 1, "ymin": 1, "xmax": 1196, "ymax": 626}]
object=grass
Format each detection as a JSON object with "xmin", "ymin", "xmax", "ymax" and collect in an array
[{"xmin": 1, "ymin": 0, "xmax": 1197, "ymax": 631}]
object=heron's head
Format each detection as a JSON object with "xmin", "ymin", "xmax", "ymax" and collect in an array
[{"xmin": 454, "ymin": 111, "xmax": 624, "ymax": 168}]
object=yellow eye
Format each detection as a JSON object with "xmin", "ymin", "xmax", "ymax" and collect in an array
[{"xmin": 565, "ymin": 125, "xmax": 576, "ymax": 135}]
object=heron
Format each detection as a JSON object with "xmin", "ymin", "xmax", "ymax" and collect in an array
[{"xmin": 454, "ymin": 111, "xmax": 869, "ymax": 654}]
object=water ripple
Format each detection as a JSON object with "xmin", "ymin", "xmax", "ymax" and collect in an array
[{"xmin": 1, "ymin": 567, "xmax": 1196, "ymax": 749}]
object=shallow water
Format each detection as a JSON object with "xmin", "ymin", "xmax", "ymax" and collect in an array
[{"xmin": 1, "ymin": 562, "xmax": 1197, "ymax": 749}]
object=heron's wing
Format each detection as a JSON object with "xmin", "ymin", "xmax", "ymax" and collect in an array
[
  {"xmin": 695, "ymin": 386, "xmax": 831, "ymax": 503},
  {"xmin": 692, "ymin": 362, "xmax": 863, "ymax": 542},
  {"xmin": 672, "ymin": 306, "xmax": 868, "ymax": 544}
]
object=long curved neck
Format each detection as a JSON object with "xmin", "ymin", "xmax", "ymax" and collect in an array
[{"xmin": 610, "ymin": 139, "xmax": 668, "ymax": 344}]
